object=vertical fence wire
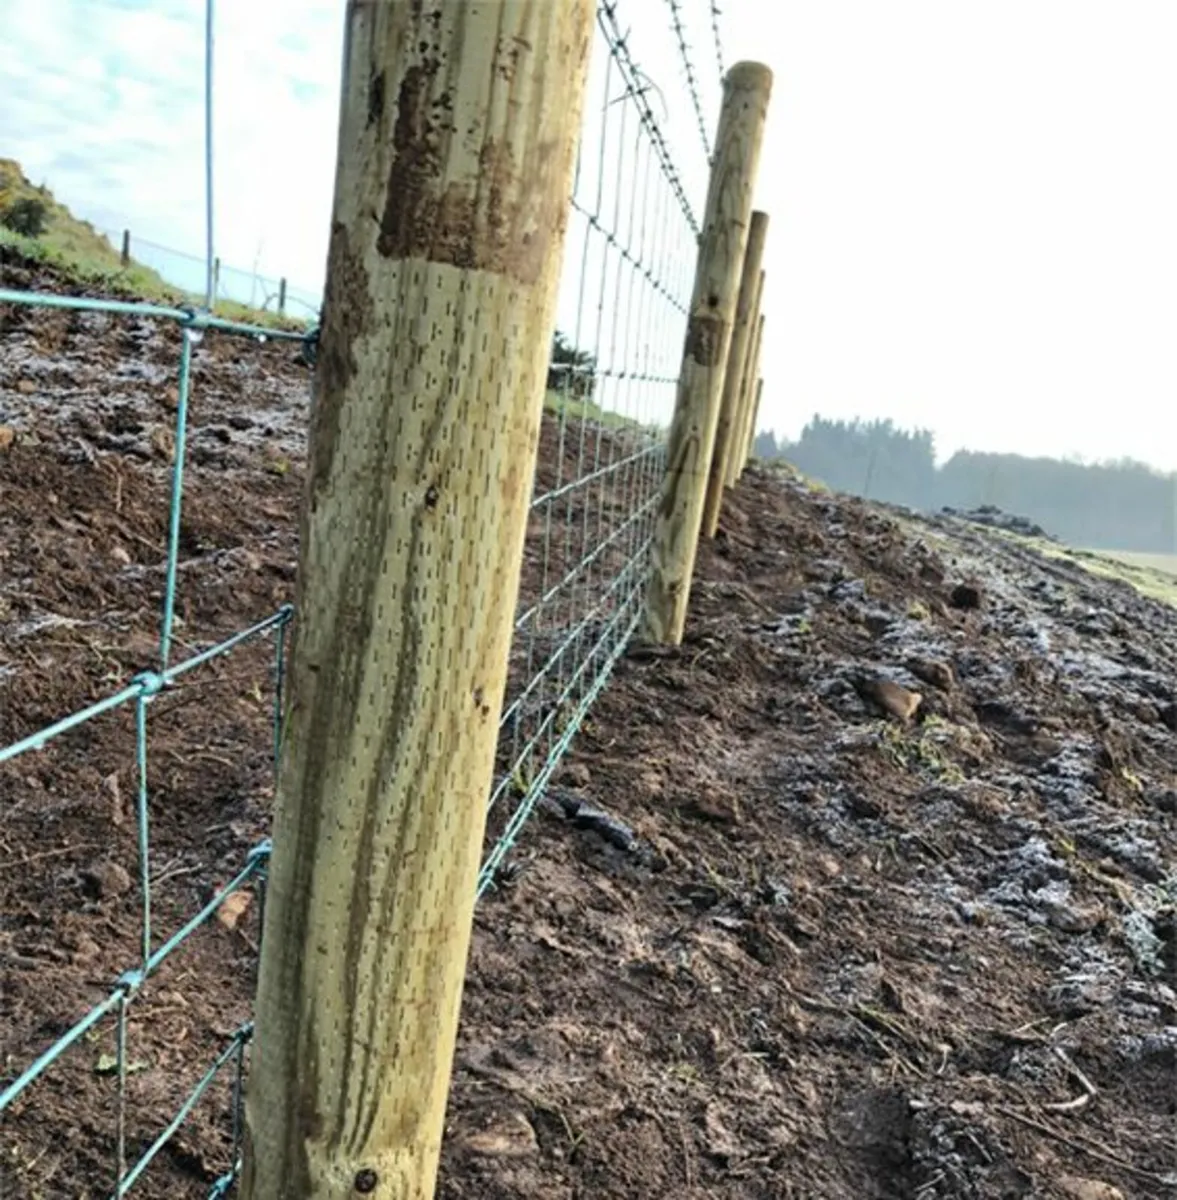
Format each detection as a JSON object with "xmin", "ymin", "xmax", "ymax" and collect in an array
[{"xmin": 0, "ymin": 0, "xmax": 721, "ymax": 1193}]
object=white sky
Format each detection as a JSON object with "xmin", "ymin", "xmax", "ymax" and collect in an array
[{"xmin": 1, "ymin": 0, "xmax": 1174, "ymax": 471}]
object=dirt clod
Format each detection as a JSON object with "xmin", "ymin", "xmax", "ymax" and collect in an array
[{"xmin": 80, "ymin": 859, "xmax": 133, "ymax": 900}]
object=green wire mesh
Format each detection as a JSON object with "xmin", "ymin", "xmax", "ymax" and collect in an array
[{"xmin": 0, "ymin": 1, "xmax": 724, "ymax": 1194}]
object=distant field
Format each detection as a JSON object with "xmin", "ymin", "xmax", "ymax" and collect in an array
[
  {"xmin": 1053, "ymin": 545, "xmax": 1177, "ymax": 607},
  {"xmin": 1089, "ymin": 548, "xmax": 1177, "ymax": 577}
]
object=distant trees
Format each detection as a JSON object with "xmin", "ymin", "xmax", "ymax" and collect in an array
[
  {"xmin": 547, "ymin": 329, "xmax": 596, "ymax": 399},
  {"xmin": 755, "ymin": 413, "xmax": 1177, "ymax": 554}
]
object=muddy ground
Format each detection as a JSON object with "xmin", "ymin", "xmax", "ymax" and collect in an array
[{"xmin": 1, "ymin": 249, "xmax": 1175, "ymax": 1199}]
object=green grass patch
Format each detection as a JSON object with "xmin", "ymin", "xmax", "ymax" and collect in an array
[
  {"xmin": 1, "ymin": 158, "xmax": 307, "ymax": 332},
  {"xmin": 542, "ymin": 389, "xmax": 661, "ymax": 436}
]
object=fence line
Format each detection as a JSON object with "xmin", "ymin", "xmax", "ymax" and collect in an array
[
  {"xmin": 100, "ymin": 226, "xmax": 323, "ymax": 321},
  {"xmin": 480, "ymin": 0, "xmax": 704, "ymax": 893},
  {"xmin": 0, "ymin": 0, "xmax": 767, "ymax": 1195}
]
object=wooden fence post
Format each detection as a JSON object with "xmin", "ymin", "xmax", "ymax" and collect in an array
[
  {"xmin": 724, "ymin": 263, "xmax": 764, "ymax": 490},
  {"xmin": 641, "ymin": 63, "xmax": 772, "ymax": 645},
  {"xmin": 742, "ymin": 377, "xmax": 765, "ymax": 469},
  {"xmin": 239, "ymin": 3, "xmax": 594, "ymax": 1197},
  {"xmin": 700, "ymin": 210, "xmax": 768, "ymax": 537},
  {"xmin": 120, "ymin": 229, "xmax": 130, "ymax": 267},
  {"xmin": 277, "ymin": 276, "xmax": 287, "ymax": 315},
  {"xmin": 734, "ymin": 308, "xmax": 765, "ymax": 479}
]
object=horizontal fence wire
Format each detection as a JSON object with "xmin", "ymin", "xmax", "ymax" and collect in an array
[{"xmin": 0, "ymin": 0, "xmax": 715, "ymax": 1194}]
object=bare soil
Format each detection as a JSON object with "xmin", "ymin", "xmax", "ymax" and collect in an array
[{"xmin": 2, "ymin": 249, "xmax": 1175, "ymax": 1199}]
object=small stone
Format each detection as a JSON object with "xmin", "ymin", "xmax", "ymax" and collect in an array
[
  {"xmin": 462, "ymin": 1112, "xmax": 538, "ymax": 1158},
  {"xmin": 162, "ymin": 385, "xmax": 180, "ymax": 410},
  {"xmin": 0, "ymin": 425, "xmax": 14, "ymax": 451},
  {"xmin": 111, "ymin": 545, "xmax": 132, "ymax": 567},
  {"xmin": 216, "ymin": 889, "xmax": 252, "ymax": 931},
  {"xmin": 949, "ymin": 581, "xmax": 984, "ymax": 609},
  {"xmin": 150, "ymin": 425, "xmax": 175, "ymax": 461},
  {"xmin": 17, "ymin": 378, "xmax": 36, "ymax": 394},
  {"xmin": 907, "ymin": 658, "xmax": 955, "ymax": 691},
  {"xmin": 684, "ymin": 793, "xmax": 741, "ymax": 825},
  {"xmin": 1045, "ymin": 900, "xmax": 1105, "ymax": 935},
  {"xmin": 862, "ymin": 678, "xmax": 923, "ymax": 722},
  {"xmin": 1058, "ymin": 1178, "xmax": 1125, "ymax": 1200},
  {"xmin": 816, "ymin": 854, "xmax": 842, "ymax": 879},
  {"xmin": 703, "ymin": 1104, "xmax": 740, "ymax": 1160},
  {"xmin": 68, "ymin": 933, "xmax": 101, "ymax": 964},
  {"xmin": 561, "ymin": 761, "xmax": 591, "ymax": 789},
  {"xmin": 81, "ymin": 860, "xmax": 133, "ymax": 900}
]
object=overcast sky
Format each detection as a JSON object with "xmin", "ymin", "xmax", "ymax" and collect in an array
[{"xmin": 1, "ymin": 0, "xmax": 1174, "ymax": 471}]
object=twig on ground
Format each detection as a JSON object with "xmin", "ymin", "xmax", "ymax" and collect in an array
[
  {"xmin": 0, "ymin": 842, "xmax": 97, "ymax": 870},
  {"xmin": 994, "ymin": 1105, "xmax": 1167, "ymax": 1183},
  {"xmin": 1052, "ymin": 1045, "xmax": 1098, "ymax": 1098}
]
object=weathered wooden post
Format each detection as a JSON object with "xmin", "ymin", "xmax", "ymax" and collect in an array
[
  {"xmin": 735, "ymin": 308, "xmax": 766, "ymax": 479},
  {"xmin": 120, "ymin": 229, "xmax": 131, "ymax": 267},
  {"xmin": 641, "ymin": 63, "xmax": 772, "ymax": 644},
  {"xmin": 240, "ymin": 2, "xmax": 594, "ymax": 1197},
  {"xmin": 277, "ymin": 276, "xmax": 287, "ymax": 316},
  {"xmin": 742, "ymin": 377, "xmax": 765, "ymax": 469},
  {"xmin": 700, "ymin": 210, "xmax": 767, "ymax": 537}
]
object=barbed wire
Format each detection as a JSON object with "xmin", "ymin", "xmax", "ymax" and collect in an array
[
  {"xmin": 665, "ymin": 0, "xmax": 714, "ymax": 162},
  {"xmin": 598, "ymin": 1, "xmax": 700, "ymax": 238},
  {"xmin": 709, "ymin": 0, "xmax": 727, "ymax": 81}
]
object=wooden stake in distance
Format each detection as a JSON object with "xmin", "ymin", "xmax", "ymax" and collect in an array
[
  {"xmin": 642, "ymin": 63, "xmax": 772, "ymax": 645},
  {"xmin": 742, "ymin": 376, "xmax": 766, "ymax": 470},
  {"xmin": 240, "ymin": 3, "xmax": 594, "ymax": 1198},
  {"xmin": 701, "ymin": 210, "xmax": 767, "ymax": 537},
  {"xmin": 734, "ymin": 309, "xmax": 766, "ymax": 479}
]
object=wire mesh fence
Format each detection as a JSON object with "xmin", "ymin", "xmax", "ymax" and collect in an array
[
  {"xmin": 0, "ymin": 0, "xmax": 726, "ymax": 1194},
  {"xmin": 479, "ymin": 0, "xmax": 712, "ymax": 892},
  {"xmin": 0, "ymin": 292, "xmax": 303, "ymax": 1197}
]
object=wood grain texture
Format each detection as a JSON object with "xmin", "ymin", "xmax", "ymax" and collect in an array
[
  {"xmin": 642, "ymin": 62, "xmax": 772, "ymax": 645},
  {"xmin": 701, "ymin": 211, "xmax": 767, "ymax": 535},
  {"xmin": 734, "ymin": 307, "xmax": 766, "ymax": 479},
  {"xmin": 240, "ymin": 3, "xmax": 594, "ymax": 1198}
]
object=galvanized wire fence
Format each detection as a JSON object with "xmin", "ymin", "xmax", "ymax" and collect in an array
[
  {"xmin": 0, "ymin": 0, "xmax": 726, "ymax": 1194},
  {"xmin": 479, "ymin": 0, "xmax": 713, "ymax": 892}
]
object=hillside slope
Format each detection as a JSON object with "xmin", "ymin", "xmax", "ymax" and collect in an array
[
  {"xmin": 0, "ymin": 160, "xmax": 302, "ymax": 328},
  {"xmin": 0, "ymin": 158, "xmax": 179, "ymax": 296},
  {"xmin": 1, "ymin": 248, "xmax": 1174, "ymax": 1199}
]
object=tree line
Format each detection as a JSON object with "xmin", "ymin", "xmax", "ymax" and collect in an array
[{"xmin": 754, "ymin": 416, "xmax": 1177, "ymax": 554}]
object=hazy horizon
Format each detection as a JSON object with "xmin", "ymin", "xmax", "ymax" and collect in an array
[{"xmin": 2, "ymin": 0, "xmax": 1174, "ymax": 472}]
